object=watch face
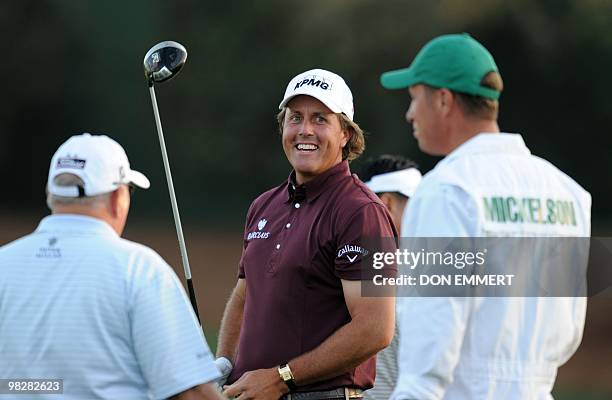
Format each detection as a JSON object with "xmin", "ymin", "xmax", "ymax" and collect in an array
[{"xmin": 279, "ymin": 365, "xmax": 294, "ymax": 381}]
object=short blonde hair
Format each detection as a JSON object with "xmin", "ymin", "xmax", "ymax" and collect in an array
[
  {"xmin": 453, "ymin": 72, "xmax": 504, "ymax": 120},
  {"xmin": 276, "ymin": 109, "xmax": 365, "ymax": 161}
]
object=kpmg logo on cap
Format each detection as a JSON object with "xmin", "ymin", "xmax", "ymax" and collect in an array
[
  {"xmin": 294, "ymin": 75, "xmax": 333, "ymax": 91},
  {"xmin": 56, "ymin": 157, "xmax": 86, "ymax": 169}
]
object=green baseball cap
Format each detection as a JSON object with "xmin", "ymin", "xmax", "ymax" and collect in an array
[{"xmin": 380, "ymin": 33, "xmax": 501, "ymax": 100}]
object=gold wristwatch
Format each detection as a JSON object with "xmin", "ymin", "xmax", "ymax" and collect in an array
[{"xmin": 278, "ymin": 363, "xmax": 297, "ymax": 391}]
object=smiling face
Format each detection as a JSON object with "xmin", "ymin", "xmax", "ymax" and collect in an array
[{"xmin": 282, "ymin": 95, "xmax": 350, "ymax": 184}]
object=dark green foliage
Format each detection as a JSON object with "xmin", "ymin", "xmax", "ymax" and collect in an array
[{"xmin": 1, "ymin": 1, "xmax": 611, "ymax": 228}]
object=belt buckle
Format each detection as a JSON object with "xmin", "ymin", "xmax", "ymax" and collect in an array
[{"xmin": 345, "ymin": 388, "xmax": 363, "ymax": 399}]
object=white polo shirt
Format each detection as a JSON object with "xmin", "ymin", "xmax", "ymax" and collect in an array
[
  {"xmin": 392, "ymin": 133, "xmax": 591, "ymax": 400},
  {"xmin": 0, "ymin": 215, "xmax": 220, "ymax": 400}
]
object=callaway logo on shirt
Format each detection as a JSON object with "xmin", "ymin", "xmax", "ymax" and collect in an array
[{"xmin": 337, "ymin": 244, "xmax": 369, "ymax": 263}]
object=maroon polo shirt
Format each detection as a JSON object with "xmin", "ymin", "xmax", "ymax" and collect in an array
[{"xmin": 228, "ymin": 161, "xmax": 397, "ymax": 391}]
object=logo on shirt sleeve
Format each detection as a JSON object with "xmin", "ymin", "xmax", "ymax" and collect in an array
[{"xmin": 337, "ymin": 244, "xmax": 369, "ymax": 263}]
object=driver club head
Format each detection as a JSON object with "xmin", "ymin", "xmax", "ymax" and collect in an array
[{"xmin": 143, "ymin": 41, "xmax": 188, "ymax": 85}]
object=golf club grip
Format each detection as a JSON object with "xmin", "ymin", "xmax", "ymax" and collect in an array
[{"xmin": 187, "ymin": 278, "xmax": 201, "ymax": 322}]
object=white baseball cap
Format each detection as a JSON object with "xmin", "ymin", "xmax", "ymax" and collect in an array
[
  {"xmin": 47, "ymin": 133, "xmax": 151, "ymax": 197},
  {"xmin": 365, "ymin": 168, "xmax": 422, "ymax": 198},
  {"xmin": 279, "ymin": 68, "xmax": 355, "ymax": 121}
]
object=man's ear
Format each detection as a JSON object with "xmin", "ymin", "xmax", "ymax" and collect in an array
[
  {"xmin": 109, "ymin": 186, "xmax": 131, "ymax": 218},
  {"xmin": 109, "ymin": 188, "xmax": 121, "ymax": 218},
  {"xmin": 341, "ymin": 128, "xmax": 351, "ymax": 148},
  {"xmin": 437, "ymin": 88, "xmax": 455, "ymax": 116}
]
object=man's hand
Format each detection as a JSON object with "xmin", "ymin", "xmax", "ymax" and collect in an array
[{"xmin": 222, "ymin": 367, "xmax": 289, "ymax": 400}]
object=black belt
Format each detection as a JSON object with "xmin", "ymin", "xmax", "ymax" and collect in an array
[{"xmin": 282, "ymin": 388, "xmax": 363, "ymax": 400}]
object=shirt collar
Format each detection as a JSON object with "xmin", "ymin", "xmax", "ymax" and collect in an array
[
  {"xmin": 286, "ymin": 161, "xmax": 351, "ymax": 203},
  {"xmin": 35, "ymin": 214, "xmax": 119, "ymax": 238},
  {"xmin": 440, "ymin": 132, "xmax": 530, "ymax": 167}
]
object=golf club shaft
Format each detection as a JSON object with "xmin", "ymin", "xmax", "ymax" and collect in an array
[{"xmin": 148, "ymin": 85, "xmax": 200, "ymax": 322}]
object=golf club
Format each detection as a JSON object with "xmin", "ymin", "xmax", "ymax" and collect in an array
[{"xmin": 143, "ymin": 41, "xmax": 200, "ymax": 322}]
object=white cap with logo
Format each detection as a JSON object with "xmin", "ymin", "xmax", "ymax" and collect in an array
[
  {"xmin": 279, "ymin": 68, "xmax": 355, "ymax": 121},
  {"xmin": 47, "ymin": 133, "xmax": 151, "ymax": 197},
  {"xmin": 365, "ymin": 168, "xmax": 422, "ymax": 198}
]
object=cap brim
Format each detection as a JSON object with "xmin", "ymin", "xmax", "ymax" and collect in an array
[
  {"xmin": 380, "ymin": 67, "xmax": 414, "ymax": 90},
  {"xmin": 365, "ymin": 168, "xmax": 422, "ymax": 197},
  {"xmin": 126, "ymin": 169, "xmax": 150, "ymax": 189}
]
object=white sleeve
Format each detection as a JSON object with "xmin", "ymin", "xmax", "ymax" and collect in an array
[
  {"xmin": 129, "ymin": 254, "xmax": 220, "ymax": 400},
  {"xmin": 392, "ymin": 184, "xmax": 476, "ymax": 400}
]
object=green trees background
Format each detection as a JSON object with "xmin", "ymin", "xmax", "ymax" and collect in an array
[{"xmin": 2, "ymin": 0, "xmax": 611, "ymax": 230}]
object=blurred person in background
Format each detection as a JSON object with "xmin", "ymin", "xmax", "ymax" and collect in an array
[
  {"xmin": 381, "ymin": 33, "xmax": 591, "ymax": 400},
  {"xmin": 360, "ymin": 154, "xmax": 421, "ymax": 400},
  {"xmin": 218, "ymin": 69, "xmax": 397, "ymax": 400},
  {"xmin": 0, "ymin": 133, "xmax": 224, "ymax": 400},
  {"xmin": 360, "ymin": 155, "xmax": 422, "ymax": 233}
]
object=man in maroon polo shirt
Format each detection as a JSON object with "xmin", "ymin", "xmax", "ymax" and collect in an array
[{"xmin": 219, "ymin": 69, "xmax": 397, "ymax": 400}]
